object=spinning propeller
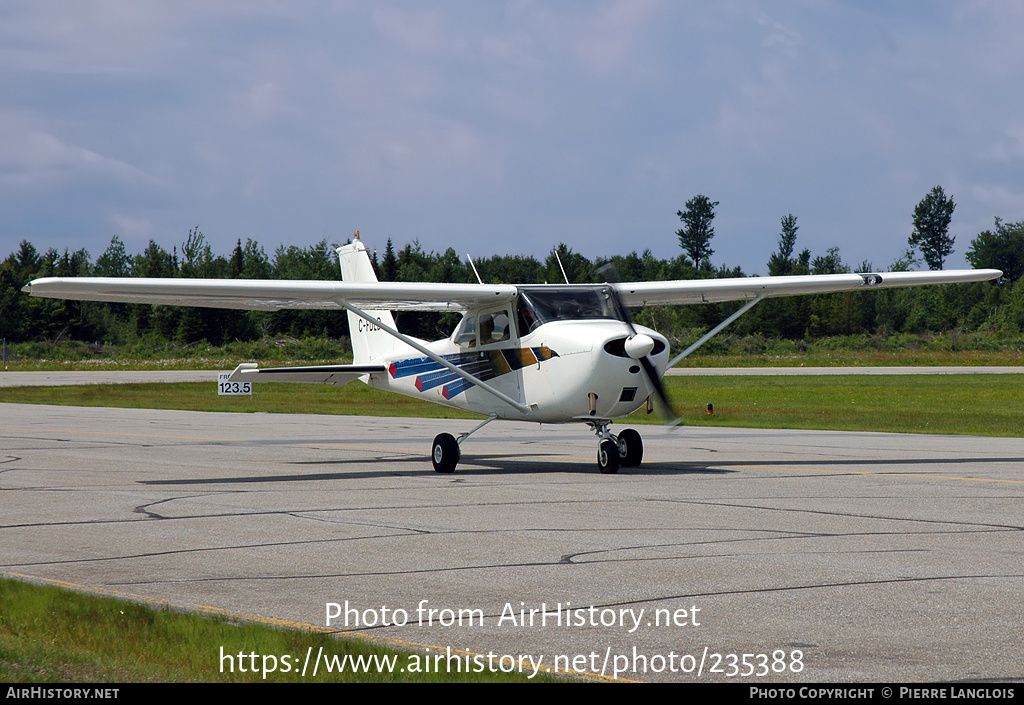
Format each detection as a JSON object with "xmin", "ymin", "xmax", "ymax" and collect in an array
[{"xmin": 597, "ymin": 264, "xmax": 678, "ymax": 424}]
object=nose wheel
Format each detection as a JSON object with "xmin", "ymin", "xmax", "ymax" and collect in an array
[
  {"xmin": 589, "ymin": 422, "xmax": 644, "ymax": 474},
  {"xmin": 616, "ymin": 428, "xmax": 643, "ymax": 467},
  {"xmin": 598, "ymin": 439, "xmax": 620, "ymax": 474}
]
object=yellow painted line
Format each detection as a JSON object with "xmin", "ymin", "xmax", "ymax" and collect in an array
[
  {"xmin": 0, "ymin": 426, "xmax": 244, "ymax": 442},
  {"xmin": 737, "ymin": 464, "xmax": 1024, "ymax": 485},
  {"xmin": 306, "ymin": 442, "xmax": 585, "ymax": 461},
  {"xmin": 0, "ymin": 427, "xmax": 587, "ymax": 467},
  {"xmin": 2, "ymin": 570, "xmax": 619, "ymax": 682}
]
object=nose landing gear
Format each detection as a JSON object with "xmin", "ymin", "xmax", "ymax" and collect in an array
[
  {"xmin": 598, "ymin": 438, "xmax": 619, "ymax": 474},
  {"xmin": 589, "ymin": 421, "xmax": 644, "ymax": 474}
]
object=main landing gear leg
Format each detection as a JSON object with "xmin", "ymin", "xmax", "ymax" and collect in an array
[
  {"xmin": 431, "ymin": 414, "xmax": 498, "ymax": 474},
  {"xmin": 587, "ymin": 422, "xmax": 644, "ymax": 474}
]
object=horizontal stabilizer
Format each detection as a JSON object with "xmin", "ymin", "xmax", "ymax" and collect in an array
[{"xmin": 227, "ymin": 362, "xmax": 386, "ymax": 386}]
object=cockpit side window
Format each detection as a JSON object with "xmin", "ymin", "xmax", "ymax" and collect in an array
[
  {"xmin": 453, "ymin": 315, "xmax": 477, "ymax": 347},
  {"xmin": 454, "ymin": 309, "xmax": 512, "ymax": 348},
  {"xmin": 478, "ymin": 311, "xmax": 510, "ymax": 346}
]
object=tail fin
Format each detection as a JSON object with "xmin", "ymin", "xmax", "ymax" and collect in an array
[{"xmin": 336, "ymin": 235, "xmax": 399, "ymax": 365}]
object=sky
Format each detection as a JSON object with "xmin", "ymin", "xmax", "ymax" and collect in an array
[{"xmin": 2, "ymin": 1, "xmax": 1023, "ymax": 276}]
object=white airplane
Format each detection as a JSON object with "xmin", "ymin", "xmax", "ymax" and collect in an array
[{"xmin": 23, "ymin": 234, "xmax": 1001, "ymax": 474}]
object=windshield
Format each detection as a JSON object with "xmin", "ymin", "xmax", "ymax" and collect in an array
[{"xmin": 517, "ymin": 286, "xmax": 616, "ymax": 333}]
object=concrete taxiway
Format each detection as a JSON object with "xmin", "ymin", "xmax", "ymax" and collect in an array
[{"xmin": 1, "ymin": 402, "xmax": 1022, "ymax": 682}]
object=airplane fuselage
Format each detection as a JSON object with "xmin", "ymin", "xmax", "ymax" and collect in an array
[{"xmin": 366, "ymin": 318, "xmax": 669, "ymax": 424}]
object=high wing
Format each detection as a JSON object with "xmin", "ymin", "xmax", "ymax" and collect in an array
[
  {"xmin": 24, "ymin": 269, "xmax": 1001, "ymax": 309},
  {"xmin": 21, "ymin": 278, "xmax": 517, "ymax": 311},
  {"xmin": 614, "ymin": 269, "xmax": 1002, "ymax": 306}
]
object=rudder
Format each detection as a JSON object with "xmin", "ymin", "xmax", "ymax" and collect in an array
[{"xmin": 336, "ymin": 235, "xmax": 399, "ymax": 365}]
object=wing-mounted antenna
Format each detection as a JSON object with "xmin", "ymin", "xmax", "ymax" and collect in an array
[
  {"xmin": 554, "ymin": 250, "xmax": 570, "ymax": 284},
  {"xmin": 466, "ymin": 254, "xmax": 484, "ymax": 284}
]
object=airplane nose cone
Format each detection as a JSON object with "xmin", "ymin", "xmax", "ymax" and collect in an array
[{"xmin": 624, "ymin": 333, "xmax": 655, "ymax": 359}]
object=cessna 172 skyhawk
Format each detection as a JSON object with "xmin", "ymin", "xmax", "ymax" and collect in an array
[{"xmin": 24, "ymin": 234, "xmax": 1000, "ymax": 474}]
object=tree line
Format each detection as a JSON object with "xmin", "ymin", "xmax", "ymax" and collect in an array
[{"xmin": 3, "ymin": 195, "xmax": 1024, "ymax": 354}]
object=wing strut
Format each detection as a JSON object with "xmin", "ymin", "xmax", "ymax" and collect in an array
[
  {"xmin": 666, "ymin": 294, "xmax": 765, "ymax": 369},
  {"xmin": 339, "ymin": 300, "xmax": 533, "ymax": 415}
]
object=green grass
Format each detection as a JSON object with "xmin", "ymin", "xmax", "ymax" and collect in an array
[
  {"xmin": 0, "ymin": 578, "xmax": 557, "ymax": 683},
  {"xmin": 673, "ymin": 348, "xmax": 1024, "ymax": 367},
  {"xmin": 0, "ymin": 381, "xmax": 481, "ymax": 419},
  {"xmin": 655, "ymin": 374, "xmax": 1024, "ymax": 436},
  {"xmin": 3, "ymin": 375, "xmax": 1022, "ymax": 437}
]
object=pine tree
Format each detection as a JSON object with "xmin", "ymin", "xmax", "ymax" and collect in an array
[
  {"xmin": 767, "ymin": 214, "xmax": 799, "ymax": 276},
  {"xmin": 676, "ymin": 195, "xmax": 718, "ymax": 270},
  {"xmin": 910, "ymin": 186, "xmax": 955, "ymax": 270},
  {"xmin": 381, "ymin": 238, "xmax": 398, "ymax": 282}
]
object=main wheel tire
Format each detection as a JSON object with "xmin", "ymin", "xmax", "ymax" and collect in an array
[
  {"xmin": 617, "ymin": 428, "xmax": 643, "ymax": 467},
  {"xmin": 431, "ymin": 433, "xmax": 460, "ymax": 473},
  {"xmin": 598, "ymin": 438, "xmax": 620, "ymax": 474}
]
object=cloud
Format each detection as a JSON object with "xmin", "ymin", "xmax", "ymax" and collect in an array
[
  {"xmin": 969, "ymin": 183, "xmax": 1024, "ymax": 213},
  {"xmin": 371, "ymin": 6, "xmax": 466, "ymax": 58},
  {"xmin": 2, "ymin": 2, "xmax": 1024, "ymax": 273},
  {"xmin": 0, "ymin": 126, "xmax": 151, "ymax": 187},
  {"xmin": 571, "ymin": 0, "xmax": 664, "ymax": 77},
  {"xmin": 109, "ymin": 213, "xmax": 158, "ymax": 243},
  {"xmin": 985, "ymin": 123, "xmax": 1024, "ymax": 162}
]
